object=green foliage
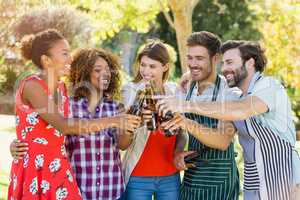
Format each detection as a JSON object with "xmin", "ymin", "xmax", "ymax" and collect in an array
[
  {"xmin": 192, "ymin": 0, "xmax": 261, "ymax": 41},
  {"xmin": 0, "ymin": 171, "xmax": 9, "ymax": 200},
  {"xmin": 14, "ymin": 5, "xmax": 92, "ymax": 48},
  {"xmin": 258, "ymin": 2, "xmax": 300, "ymax": 87},
  {"xmin": 152, "ymin": 0, "xmax": 260, "ymax": 79},
  {"xmin": 0, "ymin": 2, "xmax": 93, "ymax": 105},
  {"xmin": 71, "ymin": 0, "xmax": 167, "ymax": 43},
  {"xmin": 256, "ymin": 1, "xmax": 300, "ymax": 129},
  {"xmin": 0, "ymin": 66, "xmax": 17, "ymax": 94}
]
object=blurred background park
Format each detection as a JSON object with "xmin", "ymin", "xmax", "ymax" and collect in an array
[{"xmin": 0, "ymin": 0, "xmax": 299, "ymax": 199}]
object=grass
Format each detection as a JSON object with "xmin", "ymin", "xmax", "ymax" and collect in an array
[
  {"xmin": 0, "ymin": 126, "xmax": 15, "ymax": 133},
  {"xmin": 0, "ymin": 115, "xmax": 14, "ymax": 200},
  {"xmin": 0, "ymin": 171, "xmax": 9, "ymax": 200}
]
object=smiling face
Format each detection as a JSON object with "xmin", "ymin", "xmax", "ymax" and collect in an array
[
  {"xmin": 221, "ymin": 48, "xmax": 248, "ymax": 87},
  {"xmin": 90, "ymin": 57, "xmax": 111, "ymax": 92},
  {"xmin": 44, "ymin": 39, "xmax": 72, "ymax": 78},
  {"xmin": 139, "ymin": 55, "xmax": 168, "ymax": 85},
  {"xmin": 70, "ymin": 48, "xmax": 122, "ymax": 101},
  {"xmin": 187, "ymin": 45, "xmax": 214, "ymax": 82}
]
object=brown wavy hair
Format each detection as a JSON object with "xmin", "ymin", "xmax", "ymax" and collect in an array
[
  {"xmin": 187, "ymin": 31, "xmax": 221, "ymax": 57},
  {"xmin": 133, "ymin": 40, "xmax": 170, "ymax": 83},
  {"xmin": 69, "ymin": 48, "xmax": 122, "ymax": 101},
  {"xmin": 221, "ymin": 40, "xmax": 267, "ymax": 72}
]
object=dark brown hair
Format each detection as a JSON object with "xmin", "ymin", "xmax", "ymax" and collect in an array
[
  {"xmin": 187, "ymin": 31, "xmax": 221, "ymax": 57},
  {"xmin": 20, "ymin": 29, "xmax": 65, "ymax": 69},
  {"xmin": 69, "ymin": 48, "xmax": 121, "ymax": 101},
  {"xmin": 133, "ymin": 40, "xmax": 170, "ymax": 83},
  {"xmin": 221, "ymin": 40, "xmax": 267, "ymax": 72}
]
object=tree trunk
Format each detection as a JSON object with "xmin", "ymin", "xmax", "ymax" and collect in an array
[
  {"xmin": 119, "ymin": 31, "xmax": 140, "ymax": 76},
  {"xmin": 168, "ymin": 0, "xmax": 199, "ymax": 73},
  {"xmin": 172, "ymin": 10, "xmax": 191, "ymax": 73}
]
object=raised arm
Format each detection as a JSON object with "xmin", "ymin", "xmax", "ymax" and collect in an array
[
  {"xmin": 174, "ymin": 130, "xmax": 188, "ymax": 153},
  {"xmin": 157, "ymin": 95, "xmax": 268, "ymax": 121},
  {"xmin": 185, "ymin": 96, "xmax": 268, "ymax": 121},
  {"xmin": 23, "ymin": 80, "xmax": 140, "ymax": 135}
]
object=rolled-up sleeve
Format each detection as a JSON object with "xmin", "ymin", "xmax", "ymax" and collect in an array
[{"xmin": 251, "ymin": 77, "xmax": 284, "ymax": 113}]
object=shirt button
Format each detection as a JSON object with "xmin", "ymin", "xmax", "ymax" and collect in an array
[
  {"xmin": 97, "ymin": 152, "xmax": 100, "ymax": 156},
  {"xmin": 97, "ymin": 166, "xmax": 100, "ymax": 171},
  {"xmin": 97, "ymin": 182, "xmax": 100, "ymax": 186},
  {"xmin": 97, "ymin": 137, "xmax": 100, "ymax": 141}
]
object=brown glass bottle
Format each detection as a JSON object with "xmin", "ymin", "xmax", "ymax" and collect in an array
[
  {"xmin": 127, "ymin": 90, "xmax": 145, "ymax": 116},
  {"xmin": 146, "ymin": 81, "xmax": 181, "ymax": 137},
  {"xmin": 160, "ymin": 111, "xmax": 182, "ymax": 137},
  {"xmin": 144, "ymin": 83, "xmax": 158, "ymax": 131}
]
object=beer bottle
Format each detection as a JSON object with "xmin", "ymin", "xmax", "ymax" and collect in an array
[
  {"xmin": 127, "ymin": 90, "xmax": 145, "ymax": 116},
  {"xmin": 151, "ymin": 82, "xmax": 181, "ymax": 137},
  {"xmin": 160, "ymin": 111, "xmax": 181, "ymax": 137},
  {"xmin": 144, "ymin": 83, "xmax": 158, "ymax": 131}
]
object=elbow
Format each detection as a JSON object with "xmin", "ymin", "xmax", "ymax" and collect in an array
[
  {"xmin": 211, "ymin": 140, "xmax": 231, "ymax": 151},
  {"xmin": 229, "ymin": 100, "xmax": 256, "ymax": 121},
  {"xmin": 218, "ymin": 143, "xmax": 230, "ymax": 151},
  {"xmin": 230, "ymin": 110, "xmax": 251, "ymax": 121}
]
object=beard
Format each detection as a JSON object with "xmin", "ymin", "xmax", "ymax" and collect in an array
[
  {"xmin": 225, "ymin": 63, "xmax": 248, "ymax": 88},
  {"xmin": 189, "ymin": 60, "xmax": 213, "ymax": 83}
]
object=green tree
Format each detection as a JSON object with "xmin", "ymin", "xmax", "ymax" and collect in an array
[
  {"xmin": 0, "ymin": 1, "xmax": 93, "ymax": 114},
  {"xmin": 71, "ymin": 0, "xmax": 201, "ymax": 73},
  {"xmin": 158, "ymin": 0, "xmax": 200, "ymax": 73},
  {"xmin": 71, "ymin": 0, "xmax": 166, "ymax": 43},
  {"xmin": 153, "ymin": 0, "xmax": 260, "ymax": 77},
  {"xmin": 257, "ymin": 0, "xmax": 300, "ymax": 129}
]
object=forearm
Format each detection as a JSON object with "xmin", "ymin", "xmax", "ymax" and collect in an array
[
  {"xmin": 62, "ymin": 117, "xmax": 119, "ymax": 135},
  {"xmin": 185, "ymin": 100, "xmax": 253, "ymax": 121},
  {"xmin": 182, "ymin": 118, "xmax": 233, "ymax": 151},
  {"xmin": 117, "ymin": 130, "xmax": 133, "ymax": 150},
  {"xmin": 174, "ymin": 131, "xmax": 188, "ymax": 153}
]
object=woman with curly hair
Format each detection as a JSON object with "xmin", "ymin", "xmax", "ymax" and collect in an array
[{"xmin": 67, "ymin": 48, "xmax": 132, "ymax": 200}]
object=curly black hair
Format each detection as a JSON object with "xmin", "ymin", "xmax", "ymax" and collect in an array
[{"xmin": 69, "ymin": 48, "xmax": 122, "ymax": 101}]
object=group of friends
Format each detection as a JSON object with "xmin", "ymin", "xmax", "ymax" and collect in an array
[{"xmin": 7, "ymin": 29, "xmax": 300, "ymax": 200}]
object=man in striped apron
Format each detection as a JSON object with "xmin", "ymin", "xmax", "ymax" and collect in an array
[
  {"xmin": 162, "ymin": 31, "xmax": 240, "ymax": 200},
  {"xmin": 158, "ymin": 40, "xmax": 300, "ymax": 200}
]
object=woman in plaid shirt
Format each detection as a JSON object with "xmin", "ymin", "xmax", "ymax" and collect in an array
[{"xmin": 66, "ymin": 48, "xmax": 138, "ymax": 200}]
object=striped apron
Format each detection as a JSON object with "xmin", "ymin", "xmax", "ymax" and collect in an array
[
  {"xmin": 234, "ymin": 74, "xmax": 293, "ymax": 200},
  {"xmin": 180, "ymin": 76, "xmax": 240, "ymax": 200}
]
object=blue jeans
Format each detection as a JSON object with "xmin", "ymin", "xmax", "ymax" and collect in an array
[{"xmin": 123, "ymin": 173, "xmax": 180, "ymax": 200}]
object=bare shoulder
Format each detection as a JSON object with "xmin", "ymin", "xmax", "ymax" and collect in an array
[{"xmin": 23, "ymin": 79, "xmax": 45, "ymax": 97}]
